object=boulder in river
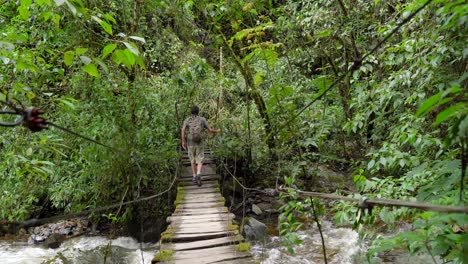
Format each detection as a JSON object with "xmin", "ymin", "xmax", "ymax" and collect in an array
[{"xmin": 242, "ymin": 217, "xmax": 266, "ymax": 241}]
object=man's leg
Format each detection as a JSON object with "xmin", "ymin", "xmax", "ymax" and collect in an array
[
  {"xmin": 187, "ymin": 146, "xmax": 197, "ymax": 182},
  {"xmin": 194, "ymin": 144, "xmax": 205, "ymax": 186},
  {"xmin": 191, "ymin": 162, "xmax": 197, "ymax": 180}
]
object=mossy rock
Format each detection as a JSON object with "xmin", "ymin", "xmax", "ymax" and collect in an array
[
  {"xmin": 227, "ymin": 223, "xmax": 239, "ymax": 231},
  {"xmin": 161, "ymin": 227, "xmax": 174, "ymax": 242},
  {"xmin": 235, "ymin": 242, "xmax": 251, "ymax": 252},
  {"xmin": 152, "ymin": 250, "xmax": 174, "ymax": 263}
]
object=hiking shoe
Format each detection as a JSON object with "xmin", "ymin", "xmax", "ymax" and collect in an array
[
  {"xmin": 196, "ymin": 174, "xmax": 202, "ymax": 187},
  {"xmin": 192, "ymin": 177, "xmax": 196, "ymax": 184}
]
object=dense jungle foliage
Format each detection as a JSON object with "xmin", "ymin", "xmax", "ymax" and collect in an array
[{"xmin": 0, "ymin": 0, "xmax": 466, "ymax": 263}]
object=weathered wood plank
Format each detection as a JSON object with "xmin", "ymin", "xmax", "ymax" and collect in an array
[
  {"xmin": 166, "ymin": 230, "xmax": 239, "ymax": 242},
  {"xmin": 164, "ymin": 235, "xmax": 244, "ymax": 251},
  {"xmin": 171, "ymin": 245, "xmax": 251, "ymax": 261},
  {"xmin": 174, "ymin": 208, "xmax": 229, "ymax": 215},
  {"xmin": 182, "ymin": 189, "xmax": 220, "ymax": 195},
  {"xmin": 178, "ymin": 180, "xmax": 219, "ymax": 187},
  {"xmin": 177, "ymin": 196, "xmax": 224, "ymax": 205},
  {"xmin": 168, "ymin": 218, "xmax": 234, "ymax": 225},
  {"xmin": 176, "ymin": 202, "xmax": 224, "ymax": 209},
  {"xmin": 170, "ymin": 220, "xmax": 232, "ymax": 230},
  {"xmin": 214, "ymin": 259, "xmax": 256, "ymax": 264},
  {"xmin": 181, "ymin": 182, "xmax": 218, "ymax": 190},
  {"xmin": 167, "ymin": 213, "xmax": 235, "ymax": 223},
  {"xmin": 182, "ymin": 193, "xmax": 223, "ymax": 199}
]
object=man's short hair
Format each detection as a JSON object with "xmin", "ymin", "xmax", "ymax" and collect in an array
[{"xmin": 191, "ymin": 106, "xmax": 199, "ymax": 115}]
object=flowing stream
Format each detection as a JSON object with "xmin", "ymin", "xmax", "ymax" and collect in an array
[
  {"xmin": 1, "ymin": 221, "xmax": 438, "ymax": 264},
  {"xmin": 252, "ymin": 220, "xmax": 362, "ymax": 264},
  {"xmin": 0, "ymin": 236, "xmax": 157, "ymax": 264}
]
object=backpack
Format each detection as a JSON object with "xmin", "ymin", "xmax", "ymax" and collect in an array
[{"xmin": 188, "ymin": 116, "xmax": 203, "ymax": 143}]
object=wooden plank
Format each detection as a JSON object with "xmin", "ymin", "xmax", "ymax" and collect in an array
[
  {"xmin": 176, "ymin": 202, "xmax": 223, "ymax": 209},
  {"xmin": 178, "ymin": 198, "xmax": 223, "ymax": 205},
  {"xmin": 168, "ymin": 217, "xmax": 234, "ymax": 225},
  {"xmin": 167, "ymin": 213, "xmax": 235, "ymax": 223},
  {"xmin": 181, "ymin": 182, "xmax": 218, "ymax": 190},
  {"xmin": 169, "ymin": 221, "xmax": 231, "ymax": 232},
  {"xmin": 183, "ymin": 188, "xmax": 219, "ymax": 195},
  {"xmin": 176, "ymin": 203, "xmax": 223, "ymax": 210},
  {"xmin": 214, "ymin": 259, "xmax": 256, "ymax": 264},
  {"xmin": 174, "ymin": 207, "xmax": 228, "ymax": 215},
  {"xmin": 179, "ymin": 180, "xmax": 218, "ymax": 187},
  {"xmin": 171, "ymin": 245, "xmax": 251, "ymax": 261},
  {"xmin": 167, "ymin": 230, "xmax": 238, "ymax": 242},
  {"xmin": 182, "ymin": 193, "xmax": 223, "ymax": 199},
  {"xmin": 165, "ymin": 235, "xmax": 244, "ymax": 251}
]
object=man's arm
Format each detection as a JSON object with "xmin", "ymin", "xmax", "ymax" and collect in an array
[
  {"xmin": 208, "ymin": 127, "xmax": 221, "ymax": 133},
  {"xmin": 203, "ymin": 118, "xmax": 221, "ymax": 133}
]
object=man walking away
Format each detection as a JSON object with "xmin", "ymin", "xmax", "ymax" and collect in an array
[{"xmin": 181, "ymin": 106, "xmax": 220, "ymax": 186}]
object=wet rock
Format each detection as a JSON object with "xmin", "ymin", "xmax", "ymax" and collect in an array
[
  {"xmin": 243, "ymin": 217, "xmax": 267, "ymax": 241},
  {"xmin": 252, "ymin": 204, "xmax": 263, "ymax": 215},
  {"xmin": 44, "ymin": 233, "xmax": 66, "ymax": 249},
  {"xmin": 27, "ymin": 217, "xmax": 89, "ymax": 245}
]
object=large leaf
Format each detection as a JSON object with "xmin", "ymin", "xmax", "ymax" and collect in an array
[
  {"xmin": 63, "ymin": 51, "xmax": 74, "ymax": 66},
  {"xmin": 123, "ymin": 41, "xmax": 139, "ymax": 56},
  {"xmin": 434, "ymin": 103, "xmax": 466, "ymax": 125},
  {"xmin": 129, "ymin": 36, "xmax": 146, "ymax": 44},
  {"xmin": 82, "ymin": 63, "xmax": 100, "ymax": 77},
  {"xmin": 100, "ymin": 20, "xmax": 113, "ymax": 35},
  {"xmin": 102, "ymin": 43, "xmax": 117, "ymax": 59}
]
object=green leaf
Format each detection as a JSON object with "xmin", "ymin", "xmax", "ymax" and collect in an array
[
  {"xmin": 82, "ymin": 63, "xmax": 100, "ymax": 77},
  {"xmin": 129, "ymin": 36, "xmax": 146, "ymax": 44},
  {"xmin": 52, "ymin": 14, "xmax": 61, "ymax": 26},
  {"xmin": 102, "ymin": 43, "xmax": 117, "ymax": 59},
  {"xmin": 316, "ymin": 29, "xmax": 332, "ymax": 38},
  {"xmin": 254, "ymin": 72, "xmax": 263, "ymax": 86},
  {"xmin": 416, "ymin": 92, "xmax": 442, "ymax": 116},
  {"xmin": 63, "ymin": 51, "xmax": 74, "ymax": 66},
  {"xmin": 367, "ymin": 159, "xmax": 375, "ymax": 170},
  {"xmin": 434, "ymin": 103, "xmax": 466, "ymax": 125},
  {"xmin": 93, "ymin": 57, "xmax": 109, "ymax": 73},
  {"xmin": 103, "ymin": 13, "xmax": 117, "ymax": 24},
  {"xmin": 123, "ymin": 41, "xmax": 139, "ymax": 56},
  {"xmin": 112, "ymin": 49, "xmax": 135, "ymax": 69},
  {"xmin": 75, "ymin": 47, "xmax": 88, "ymax": 55},
  {"xmin": 100, "ymin": 20, "xmax": 113, "ymax": 35},
  {"xmin": 37, "ymin": 0, "xmax": 52, "ymax": 6}
]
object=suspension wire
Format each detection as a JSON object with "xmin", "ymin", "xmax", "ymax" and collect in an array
[
  {"xmin": 223, "ymin": 163, "xmax": 271, "ymax": 194},
  {"xmin": 46, "ymin": 121, "xmax": 121, "ymax": 152},
  {"xmin": 263, "ymin": 0, "xmax": 434, "ymax": 145},
  {"xmin": 278, "ymin": 186, "xmax": 468, "ymax": 213}
]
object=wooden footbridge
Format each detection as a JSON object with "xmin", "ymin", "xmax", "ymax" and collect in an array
[{"xmin": 152, "ymin": 150, "xmax": 254, "ymax": 264}]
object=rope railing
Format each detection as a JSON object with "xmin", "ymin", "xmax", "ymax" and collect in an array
[{"xmin": 278, "ymin": 186, "xmax": 468, "ymax": 213}]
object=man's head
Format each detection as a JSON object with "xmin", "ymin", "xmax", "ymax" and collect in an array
[{"xmin": 191, "ymin": 105, "xmax": 200, "ymax": 115}]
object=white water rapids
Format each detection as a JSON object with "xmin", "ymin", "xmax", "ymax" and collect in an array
[
  {"xmin": 0, "ymin": 236, "xmax": 157, "ymax": 264},
  {"xmin": 252, "ymin": 221, "xmax": 361, "ymax": 264},
  {"xmin": 0, "ymin": 221, "xmax": 437, "ymax": 263}
]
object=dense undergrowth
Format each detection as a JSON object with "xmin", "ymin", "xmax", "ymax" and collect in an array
[{"xmin": 0, "ymin": 0, "xmax": 466, "ymax": 262}]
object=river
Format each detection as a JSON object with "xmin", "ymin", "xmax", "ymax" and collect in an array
[
  {"xmin": 0, "ymin": 221, "xmax": 437, "ymax": 263},
  {"xmin": 0, "ymin": 236, "xmax": 157, "ymax": 264}
]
